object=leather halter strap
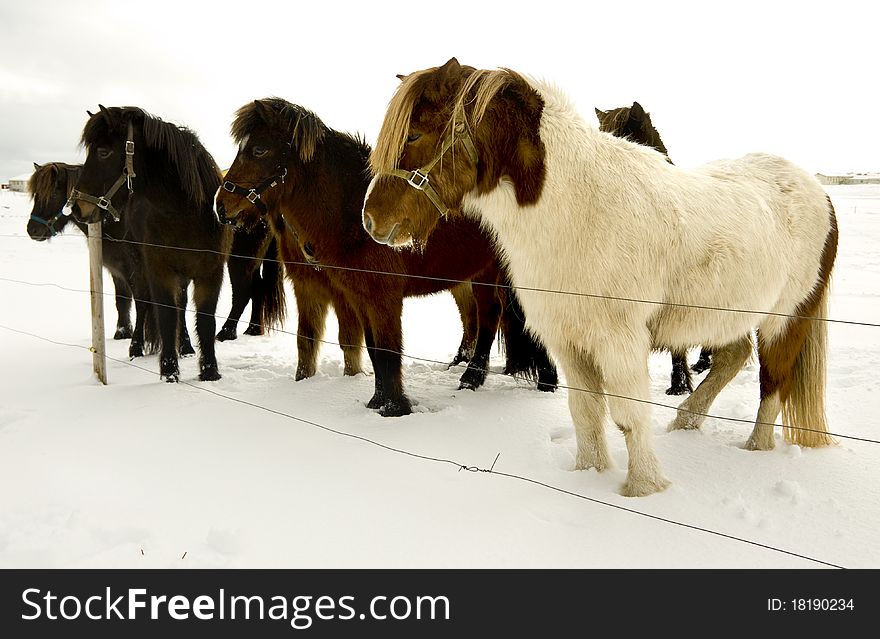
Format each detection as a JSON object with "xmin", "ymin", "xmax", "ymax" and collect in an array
[
  {"xmin": 384, "ymin": 114, "xmax": 478, "ymax": 218},
  {"xmin": 67, "ymin": 121, "xmax": 136, "ymax": 222}
]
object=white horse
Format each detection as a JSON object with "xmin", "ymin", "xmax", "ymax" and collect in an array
[{"xmin": 362, "ymin": 58, "xmax": 838, "ymax": 496}]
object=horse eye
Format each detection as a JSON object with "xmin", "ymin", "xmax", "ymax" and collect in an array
[
  {"xmin": 253, "ymin": 146, "xmax": 268, "ymax": 158},
  {"xmin": 96, "ymin": 147, "xmax": 113, "ymax": 160},
  {"xmin": 406, "ymin": 133, "xmax": 421, "ymax": 144}
]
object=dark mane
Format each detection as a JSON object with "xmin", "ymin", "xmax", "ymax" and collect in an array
[
  {"xmin": 81, "ymin": 106, "xmax": 221, "ymax": 207},
  {"xmin": 28, "ymin": 162, "xmax": 82, "ymax": 201},
  {"xmin": 596, "ymin": 103, "xmax": 671, "ymax": 161}
]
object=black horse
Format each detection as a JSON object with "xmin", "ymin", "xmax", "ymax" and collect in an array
[
  {"xmin": 27, "ymin": 161, "xmax": 194, "ymax": 358},
  {"xmin": 217, "ymin": 223, "xmax": 286, "ymax": 341},
  {"xmin": 70, "ymin": 106, "xmax": 231, "ymax": 382},
  {"xmin": 595, "ymin": 101, "xmax": 713, "ymax": 394}
]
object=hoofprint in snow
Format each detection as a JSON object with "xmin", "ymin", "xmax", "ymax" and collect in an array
[{"xmin": 0, "ymin": 185, "xmax": 878, "ymax": 568}]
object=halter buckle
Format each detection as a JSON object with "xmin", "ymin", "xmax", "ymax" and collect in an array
[
  {"xmin": 246, "ymin": 190, "xmax": 260, "ymax": 204},
  {"xmin": 407, "ymin": 169, "xmax": 430, "ymax": 191},
  {"xmin": 97, "ymin": 196, "xmax": 111, "ymax": 210},
  {"xmin": 222, "ymin": 181, "xmax": 237, "ymax": 193},
  {"xmin": 125, "ymin": 140, "xmax": 135, "ymax": 155}
]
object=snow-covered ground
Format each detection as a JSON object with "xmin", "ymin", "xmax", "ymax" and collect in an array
[{"xmin": 0, "ymin": 185, "xmax": 878, "ymax": 568}]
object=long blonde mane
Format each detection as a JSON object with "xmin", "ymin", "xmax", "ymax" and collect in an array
[{"xmin": 370, "ymin": 66, "xmax": 524, "ymax": 174}]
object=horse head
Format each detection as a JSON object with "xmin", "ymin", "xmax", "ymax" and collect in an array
[
  {"xmin": 71, "ymin": 105, "xmax": 139, "ymax": 224},
  {"xmin": 27, "ymin": 162, "xmax": 79, "ymax": 241},
  {"xmin": 216, "ymin": 98, "xmax": 323, "ymax": 231},
  {"xmin": 362, "ymin": 57, "xmax": 546, "ymax": 248}
]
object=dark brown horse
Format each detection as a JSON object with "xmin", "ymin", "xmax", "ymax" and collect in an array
[
  {"xmin": 27, "ymin": 161, "xmax": 194, "ymax": 358},
  {"xmin": 215, "ymin": 98, "xmax": 556, "ymax": 416},
  {"xmin": 595, "ymin": 102, "xmax": 713, "ymax": 394},
  {"xmin": 70, "ymin": 106, "xmax": 231, "ymax": 382}
]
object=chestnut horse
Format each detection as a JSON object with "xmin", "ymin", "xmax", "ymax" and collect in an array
[
  {"xmin": 363, "ymin": 59, "xmax": 837, "ymax": 495},
  {"xmin": 595, "ymin": 101, "xmax": 713, "ymax": 394},
  {"xmin": 216, "ymin": 98, "xmax": 556, "ymax": 416}
]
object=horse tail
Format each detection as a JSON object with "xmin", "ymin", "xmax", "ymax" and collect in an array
[
  {"xmin": 781, "ymin": 197, "xmax": 838, "ymax": 447},
  {"xmin": 499, "ymin": 273, "xmax": 558, "ymax": 392},
  {"xmin": 259, "ymin": 236, "xmax": 287, "ymax": 331},
  {"xmin": 142, "ymin": 301, "xmax": 161, "ymax": 355}
]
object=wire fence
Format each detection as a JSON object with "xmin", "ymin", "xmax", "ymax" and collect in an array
[
  {"xmin": 0, "ymin": 321, "xmax": 848, "ymax": 569},
  {"xmin": 3, "ymin": 231, "xmax": 879, "ymax": 328},
  {"xmin": 2, "ymin": 273, "xmax": 878, "ymax": 447}
]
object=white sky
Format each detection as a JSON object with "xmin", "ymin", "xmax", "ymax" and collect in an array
[{"xmin": 1, "ymin": 0, "xmax": 877, "ymax": 180}]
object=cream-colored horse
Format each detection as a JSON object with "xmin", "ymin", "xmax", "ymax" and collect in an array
[{"xmin": 363, "ymin": 58, "xmax": 838, "ymax": 496}]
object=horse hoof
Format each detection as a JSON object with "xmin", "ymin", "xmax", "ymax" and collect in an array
[
  {"xmin": 743, "ymin": 435, "xmax": 775, "ymax": 451},
  {"xmin": 343, "ymin": 366, "xmax": 364, "ymax": 377},
  {"xmin": 113, "ymin": 326, "xmax": 134, "ymax": 340},
  {"xmin": 665, "ymin": 384, "xmax": 690, "ymax": 396},
  {"xmin": 458, "ymin": 369, "xmax": 487, "ymax": 390},
  {"xmin": 620, "ymin": 474, "xmax": 671, "ymax": 497},
  {"xmin": 691, "ymin": 361, "xmax": 711, "ymax": 374},
  {"xmin": 537, "ymin": 368, "xmax": 558, "ymax": 392},
  {"xmin": 243, "ymin": 324, "xmax": 263, "ymax": 336},
  {"xmin": 216, "ymin": 327, "xmax": 237, "ymax": 342},
  {"xmin": 162, "ymin": 373, "xmax": 179, "ymax": 384},
  {"xmin": 379, "ymin": 397, "xmax": 412, "ymax": 417},
  {"xmin": 199, "ymin": 366, "xmax": 221, "ymax": 382},
  {"xmin": 366, "ymin": 393, "xmax": 385, "ymax": 410},
  {"xmin": 179, "ymin": 343, "xmax": 196, "ymax": 357},
  {"xmin": 295, "ymin": 367, "xmax": 315, "ymax": 381},
  {"xmin": 129, "ymin": 343, "xmax": 144, "ymax": 359}
]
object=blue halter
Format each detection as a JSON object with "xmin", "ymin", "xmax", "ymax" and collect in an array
[{"xmin": 29, "ymin": 210, "xmax": 68, "ymax": 236}]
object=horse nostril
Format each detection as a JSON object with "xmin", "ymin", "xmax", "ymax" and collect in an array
[{"xmin": 363, "ymin": 212, "xmax": 374, "ymax": 235}]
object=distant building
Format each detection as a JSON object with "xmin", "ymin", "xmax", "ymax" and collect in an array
[
  {"xmin": 8, "ymin": 173, "xmax": 32, "ymax": 192},
  {"xmin": 815, "ymin": 172, "xmax": 880, "ymax": 185}
]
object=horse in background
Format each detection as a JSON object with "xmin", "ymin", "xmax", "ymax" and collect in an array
[
  {"xmin": 27, "ymin": 161, "xmax": 194, "ymax": 358},
  {"xmin": 363, "ymin": 59, "xmax": 837, "ymax": 495},
  {"xmin": 70, "ymin": 106, "xmax": 231, "ymax": 382},
  {"xmin": 217, "ymin": 223, "xmax": 286, "ymax": 341},
  {"xmin": 216, "ymin": 98, "xmax": 556, "ymax": 416},
  {"xmin": 595, "ymin": 101, "xmax": 713, "ymax": 394}
]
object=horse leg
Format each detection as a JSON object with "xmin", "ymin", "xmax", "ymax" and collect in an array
[
  {"xmin": 666, "ymin": 350, "xmax": 693, "ymax": 395},
  {"xmin": 177, "ymin": 284, "xmax": 195, "ymax": 356},
  {"xmin": 364, "ymin": 298, "xmax": 411, "ymax": 416},
  {"xmin": 449, "ymin": 281, "xmax": 477, "ymax": 367},
  {"xmin": 557, "ymin": 346, "xmax": 611, "ymax": 472},
  {"xmin": 691, "ymin": 347, "xmax": 712, "ymax": 373},
  {"xmin": 497, "ymin": 282, "xmax": 558, "ymax": 392},
  {"xmin": 150, "ymin": 280, "xmax": 180, "ymax": 382},
  {"xmin": 459, "ymin": 275, "xmax": 502, "ymax": 390},
  {"xmin": 594, "ymin": 332, "xmax": 669, "ymax": 496},
  {"xmin": 293, "ymin": 275, "xmax": 329, "ymax": 381},
  {"xmin": 128, "ymin": 268, "xmax": 150, "ymax": 358},
  {"xmin": 111, "ymin": 273, "xmax": 134, "ymax": 340},
  {"xmin": 243, "ymin": 263, "xmax": 265, "ymax": 336},
  {"xmin": 193, "ymin": 270, "xmax": 223, "ymax": 381},
  {"xmin": 330, "ymin": 289, "xmax": 364, "ymax": 376},
  {"xmin": 217, "ymin": 252, "xmax": 254, "ymax": 341},
  {"xmin": 668, "ymin": 335, "xmax": 752, "ymax": 432}
]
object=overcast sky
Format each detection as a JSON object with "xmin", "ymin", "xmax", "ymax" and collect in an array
[{"xmin": 1, "ymin": 0, "xmax": 877, "ymax": 181}]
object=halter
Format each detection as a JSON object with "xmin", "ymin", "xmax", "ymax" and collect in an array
[
  {"xmin": 383, "ymin": 112, "xmax": 479, "ymax": 218},
  {"xmin": 68, "ymin": 121, "xmax": 136, "ymax": 222},
  {"xmin": 29, "ymin": 210, "xmax": 68, "ymax": 236},
  {"xmin": 220, "ymin": 139, "xmax": 292, "ymax": 214}
]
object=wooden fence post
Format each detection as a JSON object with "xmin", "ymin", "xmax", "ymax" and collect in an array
[{"xmin": 88, "ymin": 222, "xmax": 107, "ymax": 384}]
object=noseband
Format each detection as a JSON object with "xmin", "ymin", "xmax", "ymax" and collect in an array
[
  {"xmin": 68, "ymin": 121, "xmax": 136, "ymax": 222},
  {"xmin": 383, "ymin": 113, "xmax": 478, "ymax": 218},
  {"xmin": 220, "ymin": 140, "xmax": 292, "ymax": 214},
  {"xmin": 29, "ymin": 210, "xmax": 67, "ymax": 236}
]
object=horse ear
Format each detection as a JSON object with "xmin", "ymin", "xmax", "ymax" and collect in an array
[
  {"xmin": 98, "ymin": 104, "xmax": 115, "ymax": 127},
  {"xmin": 253, "ymin": 100, "xmax": 272, "ymax": 122},
  {"xmin": 630, "ymin": 101, "xmax": 645, "ymax": 118},
  {"xmin": 396, "ymin": 73, "xmax": 407, "ymax": 82},
  {"xmin": 424, "ymin": 58, "xmax": 463, "ymax": 102},
  {"xmin": 33, "ymin": 162, "xmax": 42, "ymax": 170},
  {"xmin": 595, "ymin": 107, "xmax": 605, "ymax": 118},
  {"xmin": 86, "ymin": 110, "xmax": 95, "ymax": 117}
]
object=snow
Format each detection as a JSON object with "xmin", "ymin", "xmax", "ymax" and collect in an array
[{"xmin": 1, "ymin": 185, "xmax": 879, "ymax": 568}]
